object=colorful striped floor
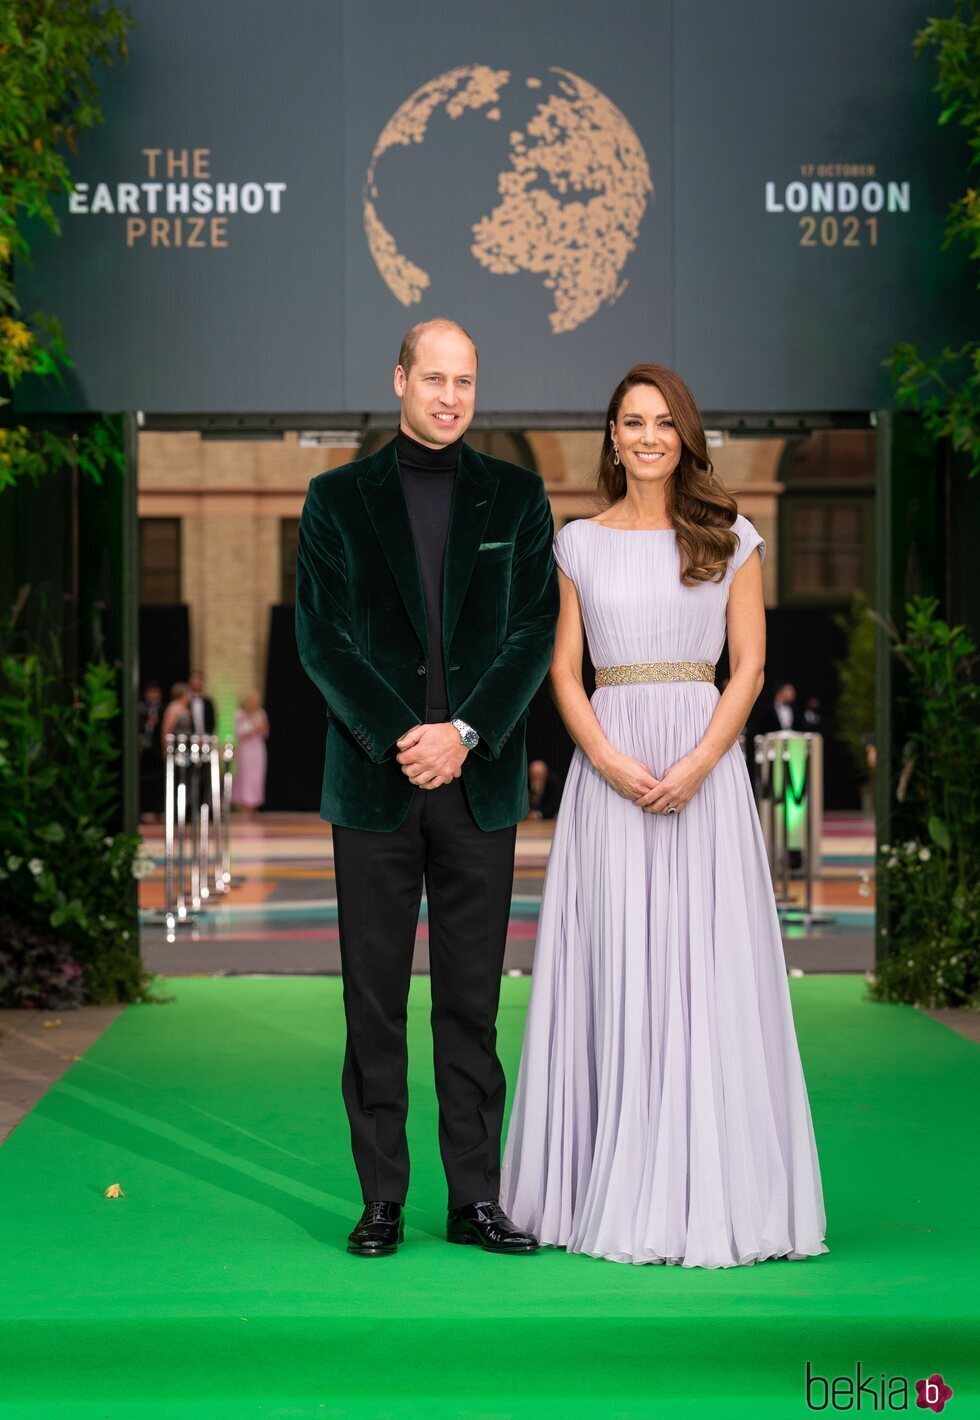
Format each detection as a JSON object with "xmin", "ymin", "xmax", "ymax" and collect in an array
[{"xmin": 139, "ymin": 813, "xmax": 875, "ymax": 977}]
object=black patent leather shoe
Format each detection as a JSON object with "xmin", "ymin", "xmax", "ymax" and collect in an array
[
  {"xmin": 447, "ymin": 1200, "xmax": 539, "ymax": 1254},
  {"xmin": 347, "ymin": 1200, "xmax": 404, "ymax": 1256}
]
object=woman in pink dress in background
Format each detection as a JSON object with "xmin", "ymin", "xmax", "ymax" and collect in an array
[{"xmin": 232, "ymin": 690, "xmax": 269, "ymax": 813}]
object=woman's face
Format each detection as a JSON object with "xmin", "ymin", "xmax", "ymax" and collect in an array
[{"xmin": 611, "ymin": 384, "xmax": 682, "ymax": 486}]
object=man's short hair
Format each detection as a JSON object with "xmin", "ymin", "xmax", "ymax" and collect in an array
[{"xmin": 397, "ymin": 318, "xmax": 478, "ymax": 376}]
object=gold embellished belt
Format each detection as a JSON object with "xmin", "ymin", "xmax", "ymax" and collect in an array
[{"xmin": 594, "ymin": 661, "xmax": 716, "ymax": 687}]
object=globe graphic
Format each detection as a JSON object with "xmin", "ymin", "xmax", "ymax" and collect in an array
[{"xmin": 363, "ymin": 65, "xmax": 653, "ymax": 334}]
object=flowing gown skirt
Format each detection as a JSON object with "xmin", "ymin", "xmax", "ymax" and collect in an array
[{"xmin": 501, "ymin": 681, "xmax": 827, "ymax": 1267}]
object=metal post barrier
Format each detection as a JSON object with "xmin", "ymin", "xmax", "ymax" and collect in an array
[
  {"xmin": 220, "ymin": 739, "xmax": 236, "ymax": 889},
  {"xmin": 752, "ymin": 731, "xmax": 831, "ymax": 927},
  {"xmin": 175, "ymin": 734, "xmax": 189, "ymax": 923},
  {"xmin": 779, "ymin": 737, "xmax": 793, "ymax": 907},
  {"xmin": 164, "ymin": 735, "xmax": 177, "ymax": 938},
  {"xmin": 154, "ymin": 732, "xmax": 236, "ymax": 941},
  {"xmin": 209, "ymin": 734, "xmax": 227, "ymax": 895},
  {"xmin": 189, "ymin": 737, "xmax": 202, "ymax": 910},
  {"xmin": 198, "ymin": 733, "xmax": 211, "ymax": 903}
]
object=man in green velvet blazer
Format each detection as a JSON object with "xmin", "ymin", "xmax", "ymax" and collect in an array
[{"xmin": 295, "ymin": 319, "xmax": 558, "ymax": 1258}]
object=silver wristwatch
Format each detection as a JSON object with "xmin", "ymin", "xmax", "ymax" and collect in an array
[{"xmin": 451, "ymin": 717, "xmax": 480, "ymax": 750}]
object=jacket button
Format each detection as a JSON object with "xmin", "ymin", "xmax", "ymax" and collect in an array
[{"xmin": 417, "ymin": 665, "xmax": 426, "ymax": 676}]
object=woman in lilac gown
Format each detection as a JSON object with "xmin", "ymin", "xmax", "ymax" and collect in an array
[{"xmin": 501, "ymin": 365, "xmax": 826, "ymax": 1267}]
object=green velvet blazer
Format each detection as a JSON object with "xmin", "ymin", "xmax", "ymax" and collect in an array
[{"xmin": 295, "ymin": 439, "xmax": 558, "ymax": 832}]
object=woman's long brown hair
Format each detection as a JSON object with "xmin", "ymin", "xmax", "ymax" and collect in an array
[{"xmin": 597, "ymin": 363, "xmax": 738, "ymax": 585}]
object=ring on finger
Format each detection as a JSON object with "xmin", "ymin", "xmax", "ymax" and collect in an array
[{"xmin": 664, "ymin": 804, "xmax": 677, "ymax": 815}]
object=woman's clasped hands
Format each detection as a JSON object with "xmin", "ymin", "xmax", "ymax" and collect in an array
[{"xmin": 595, "ymin": 748, "xmax": 710, "ymax": 816}]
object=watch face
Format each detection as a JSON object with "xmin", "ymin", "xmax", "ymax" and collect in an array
[{"xmin": 454, "ymin": 720, "xmax": 478, "ymax": 748}]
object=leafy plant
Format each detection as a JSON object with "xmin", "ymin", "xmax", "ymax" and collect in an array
[
  {"xmin": 0, "ymin": 602, "xmax": 155, "ymax": 1003},
  {"xmin": 885, "ymin": 0, "xmax": 980, "ymax": 476},
  {"xmin": 870, "ymin": 597, "xmax": 980, "ymax": 1007},
  {"xmin": 0, "ymin": 922, "xmax": 86, "ymax": 1008},
  {"xmin": 834, "ymin": 594, "xmax": 876, "ymax": 783},
  {"xmin": 0, "ymin": 0, "xmax": 132, "ymax": 491}
]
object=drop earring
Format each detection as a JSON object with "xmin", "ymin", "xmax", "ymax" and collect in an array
[{"xmin": 613, "ymin": 445, "xmax": 620, "ymax": 466}]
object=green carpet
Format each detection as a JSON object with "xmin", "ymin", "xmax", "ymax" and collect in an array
[{"xmin": 0, "ymin": 976, "xmax": 976, "ymax": 1420}]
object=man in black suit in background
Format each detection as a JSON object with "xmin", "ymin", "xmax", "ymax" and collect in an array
[
  {"xmin": 188, "ymin": 670, "xmax": 217, "ymax": 736},
  {"xmin": 758, "ymin": 681, "xmax": 798, "ymax": 734}
]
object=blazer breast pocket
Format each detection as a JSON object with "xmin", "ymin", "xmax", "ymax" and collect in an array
[{"xmin": 477, "ymin": 542, "xmax": 513, "ymax": 563}]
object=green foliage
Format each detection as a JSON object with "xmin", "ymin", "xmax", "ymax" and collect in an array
[
  {"xmin": 0, "ymin": 606, "xmax": 155, "ymax": 1003},
  {"xmin": 0, "ymin": 921, "xmax": 87, "ymax": 1008},
  {"xmin": 0, "ymin": 0, "xmax": 132, "ymax": 491},
  {"xmin": 870, "ymin": 598, "xmax": 980, "ymax": 1008},
  {"xmin": 887, "ymin": 340, "xmax": 980, "ymax": 475},
  {"xmin": 885, "ymin": 0, "xmax": 980, "ymax": 477},
  {"xmin": 834, "ymin": 595, "xmax": 876, "ymax": 782}
]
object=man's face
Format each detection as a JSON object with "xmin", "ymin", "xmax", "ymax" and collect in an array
[
  {"xmin": 394, "ymin": 327, "xmax": 477, "ymax": 448},
  {"xmin": 189, "ymin": 673, "xmax": 204, "ymax": 695}
]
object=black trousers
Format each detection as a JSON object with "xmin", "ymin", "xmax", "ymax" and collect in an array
[{"xmin": 331, "ymin": 777, "xmax": 517, "ymax": 1208}]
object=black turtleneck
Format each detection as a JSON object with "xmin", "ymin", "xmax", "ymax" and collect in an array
[{"xmin": 395, "ymin": 428, "xmax": 460, "ymax": 721}]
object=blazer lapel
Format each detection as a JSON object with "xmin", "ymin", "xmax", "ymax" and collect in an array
[
  {"xmin": 443, "ymin": 444, "xmax": 498, "ymax": 649},
  {"xmin": 357, "ymin": 443, "xmax": 428, "ymax": 650}
]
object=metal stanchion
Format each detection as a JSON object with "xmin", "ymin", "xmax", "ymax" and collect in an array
[
  {"xmin": 209, "ymin": 734, "xmax": 228, "ymax": 895},
  {"xmin": 175, "ymin": 734, "xmax": 189, "ymax": 923},
  {"xmin": 164, "ymin": 735, "xmax": 177, "ymax": 940},
  {"xmin": 189, "ymin": 737, "xmax": 202, "ymax": 910},
  {"xmin": 779, "ymin": 736, "xmax": 793, "ymax": 906},
  {"xmin": 803, "ymin": 733, "xmax": 816, "ymax": 920},
  {"xmin": 152, "ymin": 732, "xmax": 237, "ymax": 940},
  {"xmin": 220, "ymin": 739, "xmax": 236, "ymax": 889},
  {"xmin": 753, "ymin": 731, "xmax": 831, "ymax": 927}
]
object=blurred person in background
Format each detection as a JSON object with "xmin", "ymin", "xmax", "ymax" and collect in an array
[
  {"xmin": 138, "ymin": 681, "xmax": 165, "ymax": 820},
  {"xmin": 802, "ymin": 696, "xmax": 824, "ymax": 731},
  {"xmin": 161, "ymin": 682, "xmax": 193, "ymax": 743},
  {"xmin": 527, "ymin": 759, "xmax": 563, "ymax": 820},
  {"xmin": 189, "ymin": 669, "xmax": 217, "ymax": 736},
  {"xmin": 232, "ymin": 690, "xmax": 269, "ymax": 814},
  {"xmin": 758, "ymin": 680, "xmax": 798, "ymax": 733}
]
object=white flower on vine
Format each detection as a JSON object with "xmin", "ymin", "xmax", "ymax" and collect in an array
[
  {"xmin": 886, "ymin": 856, "xmax": 898, "ymax": 869},
  {"xmin": 878, "ymin": 844, "xmax": 891, "ymax": 855},
  {"xmin": 7, "ymin": 856, "xmax": 22, "ymax": 871},
  {"xmin": 131, "ymin": 850, "xmax": 157, "ymax": 880},
  {"xmin": 27, "ymin": 859, "xmax": 44, "ymax": 876},
  {"xmin": 904, "ymin": 841, "xmax": 917, "ymax": 855},
  {"xmin": 918, "ymin": 848, "xmax": 931, "ymax": 862}
]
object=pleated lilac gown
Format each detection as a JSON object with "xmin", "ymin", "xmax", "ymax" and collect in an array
[{"xmin": 501, "ymin": 516, "xmax": 827, "ymax": 1267}]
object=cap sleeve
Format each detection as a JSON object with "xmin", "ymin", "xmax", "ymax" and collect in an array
[
  {"xmin": 553, "ymin": 521, "xmax": 578, "ymax": 580},
  {"xmin": 731, "ymin": 515, "xmax": 766, "ymax": 574}
]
